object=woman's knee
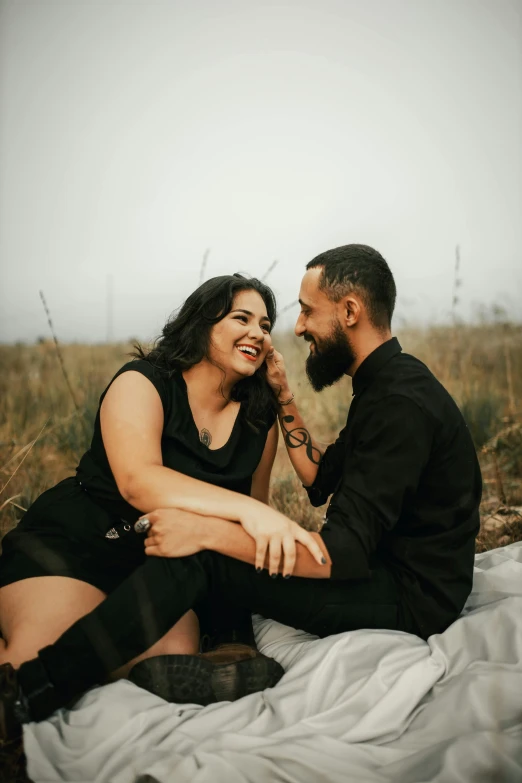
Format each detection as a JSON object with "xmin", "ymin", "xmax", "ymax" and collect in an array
[{"xmin": 0, "ymin": 638, "xmax": 41, "ymax": 669}]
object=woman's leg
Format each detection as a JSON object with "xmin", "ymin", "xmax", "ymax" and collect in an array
[
  {"xmin": 0, "ymin": 577, "xmax": 106, "ymax": 669},
  {"xmin": 20, "ymin": 550, "xmax": 407, "ymax": 713},
  {"xmin": 0, "ymin": 577, "xmax": 199, "ymax": 674},
  {"xmin": 110, "ymin": 610, "xmax": 199, "ymax": 680}
]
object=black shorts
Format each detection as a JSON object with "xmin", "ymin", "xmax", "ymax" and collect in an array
[{"xmin": 0, "ymin": 477, "xmax": 146, "ymax": 595}]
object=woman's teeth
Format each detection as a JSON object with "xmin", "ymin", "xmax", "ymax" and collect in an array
[{"xmin": 236, "ymin": 345, "xmax": 259, "ymax": 361}]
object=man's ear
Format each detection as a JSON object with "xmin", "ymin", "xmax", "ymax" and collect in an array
[{"xmin": 341, "ymin": 295, "xmax": 361, "ymax": 327}]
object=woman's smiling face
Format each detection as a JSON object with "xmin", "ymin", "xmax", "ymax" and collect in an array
[{"xmin": 207, "ymin": 289, "xmax": 272, "ymax": 379}]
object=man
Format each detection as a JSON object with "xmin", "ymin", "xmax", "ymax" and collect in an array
[{"xmin": 1, "ymin": 244, "xmax": 481, "ymax": 776}]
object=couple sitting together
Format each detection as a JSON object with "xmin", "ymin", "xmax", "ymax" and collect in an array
[{"xmin": 0, "ymin": 244, "xmax": 482, "ymax": 779}]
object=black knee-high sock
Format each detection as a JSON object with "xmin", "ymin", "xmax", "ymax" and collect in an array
[
  {"xmin": 17, "ymin": 658, "xmax": 62, "ymax": 722},
  {"xmin": 19, "ymin": 553, "xmax": 214, "ymax": 718}
]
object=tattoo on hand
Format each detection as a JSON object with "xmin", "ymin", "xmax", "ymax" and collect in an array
[{"xmin": 281, "ymin": 415, "xmax": 321, "ymax": 465}]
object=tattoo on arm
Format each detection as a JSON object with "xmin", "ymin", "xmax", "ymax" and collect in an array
[{"xmin": 281, "ymin": 415, "xmax": 322, "ymax": 465}]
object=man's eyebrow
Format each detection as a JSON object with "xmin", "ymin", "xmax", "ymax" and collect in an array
[
  {"xmin": 298, "ymin": 299, "xmax": 311, "ymax": 309},
  {"xmin": 231, "ymin": 309, "xmax": 271, "ymax": 323}
]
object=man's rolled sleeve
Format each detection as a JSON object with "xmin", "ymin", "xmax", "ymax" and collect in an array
[
  {"xmin": 320, "ymin": 520, "xmax": 370, "ymax": 579},
  {"xmin": 304, "ymin": 425, "xmax": 348, "ymax": 507},
  {"xmin": 319, "ymin": 395, "xmax": 433, "ymax": 580}
]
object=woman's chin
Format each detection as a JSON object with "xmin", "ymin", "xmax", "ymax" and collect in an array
[
  {"xmin": 237, "ymin": 366, "xmax": 257, "ymax": 378},
  {"xmin": 232, "ymin": 360, "xmax": 258, "ymax": 379}
]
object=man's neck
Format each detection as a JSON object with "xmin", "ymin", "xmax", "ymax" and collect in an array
[{"xmin": 347, "ymin": 331, "xmax": 393, "ymax": 377}]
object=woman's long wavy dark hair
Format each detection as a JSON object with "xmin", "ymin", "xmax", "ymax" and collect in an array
[{"xmin": 131, "ymin": 274, "xmax": 279, "ymax": 430}]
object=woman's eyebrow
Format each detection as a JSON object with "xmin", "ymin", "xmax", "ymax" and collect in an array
[{"xmin": 231, "ymin": 309, "xmax": 271, "ymax": 324}]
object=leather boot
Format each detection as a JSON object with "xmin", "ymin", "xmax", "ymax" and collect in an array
[
  {"xmin": 128, "ymin": 644, "xmax": 284, "ymax": 706},
  {"xmin": 0, "ymin": 663, "xmax": 33, "ymax": 783}
]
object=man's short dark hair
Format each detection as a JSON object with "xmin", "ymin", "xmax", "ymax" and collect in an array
[{"xmin": 306, "ymin": 244, "xmax": 396, "ymax": 330}]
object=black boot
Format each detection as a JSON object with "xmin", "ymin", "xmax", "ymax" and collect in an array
[
  {"xmin": 127, "ymin": 644, "xmax": 284, "ymax": 706},
  {"xmin": 0, "ymin": 663, "xmax": 33, "ymax": 783}
]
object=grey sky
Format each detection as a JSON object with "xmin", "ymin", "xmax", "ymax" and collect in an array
[{"xmin": 0, "ymin": 0, "xmax": 521, "ymax": 343}]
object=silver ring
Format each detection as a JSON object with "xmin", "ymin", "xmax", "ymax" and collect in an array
[{"xmin": 134, "ymin": 518, "xmax": 151, "ymax": 534}]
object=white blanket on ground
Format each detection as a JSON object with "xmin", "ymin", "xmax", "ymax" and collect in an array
[{"xmin": 26, "ymin": 543, "xmax": 522, "ymax": 783}]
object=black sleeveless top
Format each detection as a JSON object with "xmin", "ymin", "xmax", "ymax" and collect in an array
[{"xmin": 76, "ymin": 360, "xmax": 275, "ymax": 522}]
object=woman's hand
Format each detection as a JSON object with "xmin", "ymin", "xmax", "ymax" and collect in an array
[
  {"xmin": 140, "ymin": 509, "xmax": 208, "ymax": 558},
  {"xmin": 239, "ymin": 505, "xmax": 326, "ymax": 576},
  {"xmin": 138, "ymin": 505, "xmax": 327, "ymax": 578},
  {"xmin": 265, "ymin": 347, "xmax": 292, "ymax": 401}
]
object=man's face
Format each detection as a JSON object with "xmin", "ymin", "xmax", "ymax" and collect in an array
[{"xmin": 295, "ymin": 268, "xmax": 356, "ymax": 391}]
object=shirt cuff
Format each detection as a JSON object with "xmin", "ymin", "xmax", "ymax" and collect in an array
[
  {"xmin": 303, "ymin": 482, "xmax": 329, "ymax": 507},
  {"xmin": 319, "ymin": 519, "xmax": 371, "ymax": 580}
]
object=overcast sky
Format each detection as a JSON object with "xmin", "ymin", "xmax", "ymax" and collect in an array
[{"xmin": 0, "ymin": 0, "xmax": 521, "ymax": 343}]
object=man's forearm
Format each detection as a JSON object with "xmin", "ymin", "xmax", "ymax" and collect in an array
[
  {"xmin": 276, "ymin": 390, "xmax": 326, "ymax": 487},
  {"xmin": 201, "ymin": 516, "xmax": 332, "ymax": 578}
]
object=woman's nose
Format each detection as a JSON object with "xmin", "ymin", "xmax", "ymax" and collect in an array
[{"xmin": 248, "ymin": 322, "xmax": 265, "ymax": 341}]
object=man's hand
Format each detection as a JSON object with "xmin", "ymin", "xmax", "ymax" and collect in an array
[
  {"xmin": 141, "ymin": 509, "xmax": 208, "ymax": 558},
  {"xmin": 265, "ymin": 347, "xmax": 292, "ymax": 401}
]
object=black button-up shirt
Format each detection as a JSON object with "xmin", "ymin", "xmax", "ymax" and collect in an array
[{"xmin": 313, "ymin": 337, "xmax": 482, "ymax": 639}]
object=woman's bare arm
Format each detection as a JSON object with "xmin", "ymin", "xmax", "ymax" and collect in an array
[
  {"xmin": 101, "ymin": 371, "xmax": 326, "ymax": 572},
  {"xmin": 250, "ymin": 421, "xmax": 278, "ymax": 504},
  {"xmin": 101, "ymin": 371, "xmax": 262, "ymax": 522}
]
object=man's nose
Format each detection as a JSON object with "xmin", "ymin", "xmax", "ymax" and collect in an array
[{"xmin": 295, "ymin": 313, "xmax": 305, "ymax": 337}]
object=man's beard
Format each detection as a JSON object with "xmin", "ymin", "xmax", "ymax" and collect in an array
[{"xmin": 305, "ymin": 321, "xmax": 355, "ymax": 392}]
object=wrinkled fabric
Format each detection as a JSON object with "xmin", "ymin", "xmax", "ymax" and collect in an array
[{"xmin": 26, "ymin": 543, "xmax": 522, "ymax": 783}]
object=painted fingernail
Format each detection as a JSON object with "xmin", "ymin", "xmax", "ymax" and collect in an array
[
  {"xmin": 271, "ymin": 573, "xmax": 277, "ymax": 579},
  {"xmin": 256, "ymin": 567, "xmax": 262, "ymax": 573},
  {"xmin": 283, "ymin": 574, "xmax": 291, "ymax": 579},
  {"xmin": 321, "ymin": 557, "xmax": 327, "ymax": 564}
]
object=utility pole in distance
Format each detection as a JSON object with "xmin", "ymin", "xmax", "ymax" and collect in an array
[{"xmin": 106, "ymin": 273, "xmax": 114, "ymax": 343}]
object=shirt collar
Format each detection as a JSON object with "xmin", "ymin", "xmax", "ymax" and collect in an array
[{"xmin": 351, "ymin": 337, "xmax": 402, "ymax": 397}]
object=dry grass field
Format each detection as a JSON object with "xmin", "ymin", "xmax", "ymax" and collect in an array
[{"xmin": 1, "ymin": 323, "xmax": 521, "ymax": 551}]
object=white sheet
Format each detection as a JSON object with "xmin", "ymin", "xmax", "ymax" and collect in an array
[{"xmin": 26, "ymin": 543, "xmax": 522, "ymax": 783}]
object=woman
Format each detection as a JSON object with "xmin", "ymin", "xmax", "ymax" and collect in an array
[{"xmin": 0, "ymin": 273, "xmax": 324, "ymax": 700}]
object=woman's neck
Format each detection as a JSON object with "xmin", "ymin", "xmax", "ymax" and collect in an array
[{"xmin": 182, "ymin": 360, "xmax": 237, "ymax": 413}]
